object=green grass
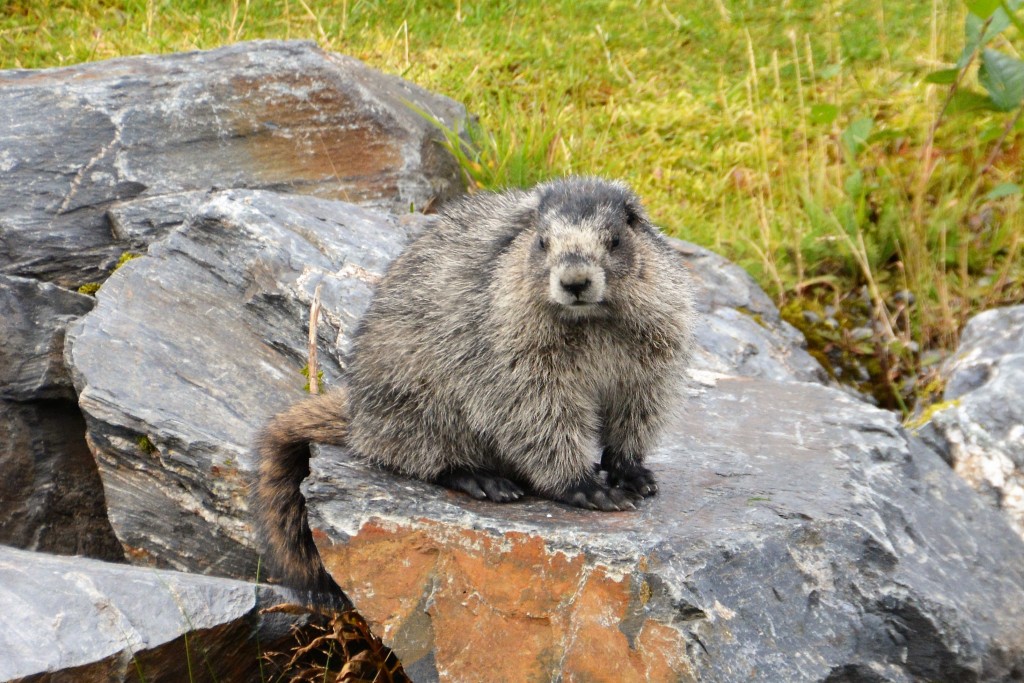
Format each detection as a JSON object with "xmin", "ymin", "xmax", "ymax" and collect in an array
[{"xmin": 3, "ymin": 0, "xmax": 1022, "ymax": 413}]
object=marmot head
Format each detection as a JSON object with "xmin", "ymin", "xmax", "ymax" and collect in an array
[{"xmin": 528, "ymin": 177, "xmax": 651, "ymax": 319}]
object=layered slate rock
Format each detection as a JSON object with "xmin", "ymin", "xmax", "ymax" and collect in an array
[
  {"xmin": 66, "ymin": 190, "xmax": 431, "ymax": 579},
  {"xmin": 920, "ymin": 305, "xmax": 1024, "ymax": 538},
  {"xmin": 0, "ymin": 546, "xmax": 313, "ymax": 682},
  {"xmin": 307, "ymin": 374, "xmax": 1024, "ymax": 682},
  {"xmin": 63, "ymin": 186, "xmax": 1024, "ymax": 679},
  {"xmin": 0, "ymin": 40, "xmax": 466, "ymax": 288}
]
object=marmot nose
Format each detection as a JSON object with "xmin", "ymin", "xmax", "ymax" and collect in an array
[{"xmin": 561, "ymin": 278, "xmax": 591, "ymax": 298}]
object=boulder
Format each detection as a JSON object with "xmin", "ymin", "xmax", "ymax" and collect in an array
[
  {"xmin": 1, "ymin": 39, "xmax": 466, "ymax": 563},
  {"xmin": 65, "ymin": 190, "xmax": 434, "ymax": 579},
  {"xmin": 0, "ymin": 40, "xmax": 467, "ymax": 288},
  {"xmin": 0, "ymin": 545, "xmax": 325, "ymax": 682},
  {"xmin": 919, "ymin": 305, "xmax": 1024, "ymax": 538},
  {"xmin": 61, "ymin": 185, "xmax": 1024, "ymax": 679},
  {"xmin": 307, "ymin": 373, "xmax": 1024, "ymax": 682}
]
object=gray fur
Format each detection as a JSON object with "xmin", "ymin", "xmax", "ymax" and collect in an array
[{"xmin": 255, "ymin": 177, "xmax": 695, "ymax": 597}]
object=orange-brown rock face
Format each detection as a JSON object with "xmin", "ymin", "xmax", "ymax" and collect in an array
[{"xmin": 320, "ymin": 521, "xmax": 695, "ymax": 682}]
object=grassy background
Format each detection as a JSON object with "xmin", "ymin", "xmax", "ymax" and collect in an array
[{"xmin": 2, "ymin": 0, "xmax": 1022, "ymax": 413}]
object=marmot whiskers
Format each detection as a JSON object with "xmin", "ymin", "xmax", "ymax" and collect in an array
[{"xmin": 255, "ymin": 177, "xmax": 696, "ymax": 601}]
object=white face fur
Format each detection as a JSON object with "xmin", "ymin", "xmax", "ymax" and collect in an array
[{"xmin": 538, "ymin": 214, "xmax": 624, "ymax": 317}]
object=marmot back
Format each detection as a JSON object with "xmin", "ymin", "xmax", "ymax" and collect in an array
[{"xmin": 255, "ymin": 177, "xmax": 696, "ymax": 601}]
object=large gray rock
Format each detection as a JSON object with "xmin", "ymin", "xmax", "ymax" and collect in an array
[
  {"xmin": 919, "ymin": 305, "xmax": 1024, "ymax": 538},
  {"xmin": 63, "ymin": 189, "xmax": 832, "ymax": 583},
  {"xmin": 65, "ymin": 190, "xmax": 432, "ymax": 579},
  {"xmin": 0, "ymin": 546, "xmax": 318, "ymax": 682},
  {"xmin": 0, "ymin": 40, "xmax": 466, "ymax": 288},
  {"xmin": 307, "ymin": 373, "xmax": 1024, "ymax": 682}
]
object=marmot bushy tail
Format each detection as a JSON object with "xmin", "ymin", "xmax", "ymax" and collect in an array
[
  {"xmin": 254, "ymin": 390, "xmax": 352, "ymax": 607},
  {"xmin": 255, "ymin": 177, "xmax": 696, "ymax": 604}
]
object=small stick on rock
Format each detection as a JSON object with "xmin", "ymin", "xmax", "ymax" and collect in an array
[{"xmin": 307, "ymin": 282, "xmax": 323, "ymax": 395}]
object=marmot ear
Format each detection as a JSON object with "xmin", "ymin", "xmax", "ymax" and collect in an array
[
  {"xmin": 512, "ymin": 191, "xmax": 542, "ymax": 230},
  {"xmin": 623, "ymin": 194, "xmax": 650, "ymax": 230}
]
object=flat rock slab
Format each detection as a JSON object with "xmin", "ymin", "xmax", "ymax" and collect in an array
[
  {"xmin": 307, "ymin": 373, "xmax": 1024, "ymax": 682},
  {"xmin": 0, "ymin": 40, "xmax": 465, "ymax": 287},
  {"xmin": 0, "ymin": 546, "xmax": 310, "ymax": 682},
  {"xmin": 921, "ymin": 305, "xmax": 1024, "ymax": 537}
]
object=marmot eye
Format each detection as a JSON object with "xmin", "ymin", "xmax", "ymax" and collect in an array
[
  {"xmin": 538, "ymin": 236, "xmax": 548, "ymax": 251},
  {"xmin": 609, "ymin": 235, "xmax": 621, "ymax": 250}
]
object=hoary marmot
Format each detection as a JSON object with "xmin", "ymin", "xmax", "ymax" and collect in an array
[{"xmin": 255, "ymin": 177, "xmax": 695, "ymax": 601}]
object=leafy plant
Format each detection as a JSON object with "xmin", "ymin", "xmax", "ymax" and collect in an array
[
  {"xmin": 789, "ymin": 0, "xmax": 1024, "ymax": 413},
  {"xmin": 926, "ymin": 1, "xmax": 1024, "ymax": 179}
]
